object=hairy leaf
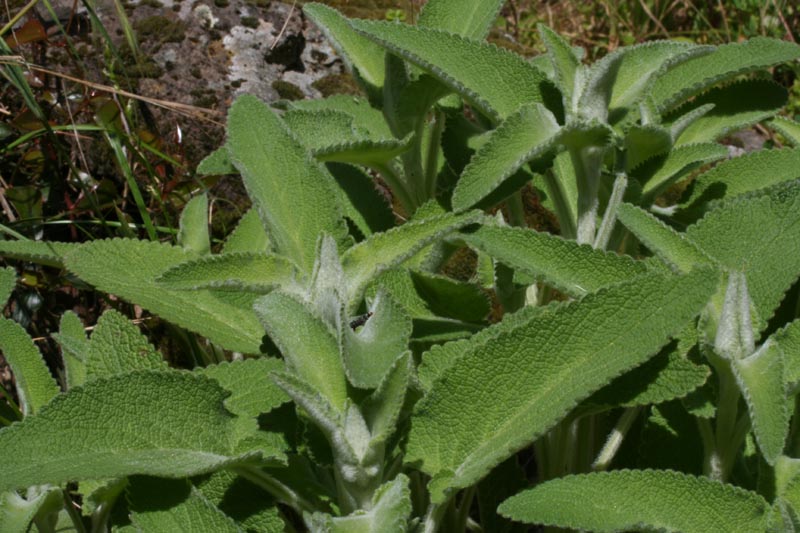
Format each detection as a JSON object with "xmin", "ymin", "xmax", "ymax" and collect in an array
[
  {"xmin": 197, "ymin": 357, "xmax": 289, "ymax": 418},
  {"xmin": 0, "ymin": 487, "xmax": 63, "ymax": 533},
  {"xmin": 769, "ymin": 115, "xmax": 800, "ymax": 147},
  {"xmin": 156, "ymin": 253, "xmax": 298, "ymax": 292},
  {"xmin": 327, "ymin": 163, "xmax": 395, "ymax": 238},
  {"xmin": 361, "ymin": 352, "xmax": 411, "ymax": 447},
  {"xmin": 777, "ymin": 319, "xmax": 800, "ymax": 392},
  {"xmin": 178, "ymin": 193, "xmax": 211, "ymax": 255},
  {"xmin": 0, "ymin": 371, "xmax": 271, "ymax": 492},
  {"xmin": 197, "ymin": 147, "xmax": 235, "ymax": 176},
  {"xmin": 52, "ymin": 311, "xmax": 89, "ymax": 389},
  {"xmin": 499, "ymin": 470, "xmax": 770, "ymax": 533},
  {"xmin": 222, "ymin": 208, "xmax": 271, "ymax": 255},
  {"xmin": 417, "ymin": 0, "xmax": 504, "ymax": 39},
  {"xmin": 0, "ymin": 318, "xmax": 59, "ymax": 416},
  {"xmin": 227, "ymin": 94, "xmax": 349, "ymax": 274},
  {"xmin": 350, "ymin": 19, "xmax": 552, "ymax": 122},
  {"xmin": 289, "ymin": 95, "xmax": 393, "ymax": 140},
  {"xmin": 194, "ymin": 470, "xmax": 284, "ymax": 533},
  {"xmin": 65, "ymin": 239, "xmax": 264, "ymax": 353},
  {"xmin": 0, "ymin": 240, "xmax": 77, "ymax": 268},
  {"xmin": 310, "ymin": 475, "xmax": 411, "ymax": 533},
  {"xmin": 85, "ymin": 309, "xmax": 166, "ymax": 380},
  {"xmin": 635, "ymin": 142, "xmax": 728, "ymax": 200},
  {"xmin": 0, "ymin": 267, "xmax": 15, "ymax": 306},
  {"xmin": 539, "ymin": 25, "xmax": 582, "ymax": 114},
  {"xmin": 406, "ymin": 269, "xmax": 717, "ymax": 494}
]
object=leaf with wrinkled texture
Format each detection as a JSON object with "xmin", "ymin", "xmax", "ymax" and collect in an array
[
  {"xmin": 327, "ymin": 163, "xmax": 395, "ymax": 238},
  {"xmin": 499, "ymin": 470, "xmax": 770, "ymax": 533},
  {"xmin": 0, "ymin": 371, "xmax": 273, "ymax": 492},
  {"xmin": 407, "ymin": 269, "xmax": 717, "ymax": 495},
  {"xmin": 52, "ymin": 311, "xmax": 88, "ymax": 389},
  {"xmin": 289, "ymin": 95, "xmax": 393, "ymax": 140},
  {"xmin": 178, "ymin": 194, "xmax": 211, "ymax": 255},
  {"xmin": 85, "ymin": 309, "xmax": 166, "ymax": 380},
  {"xmin": 635, "ymin": 142, "xmax": 728, "ymax": 200},
  {"xmin": 222, "ymin": 209, "xmax": 271, "ymax": 255},
  {"xmin": 0, "ymin": 318, "xmax": 59, "ymax": 416},
  {"xmin": 310, "ymin": 475, "xmax": 411, "ymax": 533},
  {"xmin": 196, "ymin": 357, "xmax": 289, "ymax": 418},
  {"xmin": 197, "ymin": 147, "xmax": 235, "ymax": 176},
  {"xmin": 156, "ymin": 253, "xmax": 298, "ymax": 292},
  {"xmin": 0, "ymin": 487, "xmax": 63, "ymax": 533},
  {"xmin": 769, "ymin": 115, "xmax": 800, "ymax": 147},
  {"xmin": 0, "ymin": 240, "xmax": 77, "ymax": 268},
  {"xmin": 194, "ymin": 470, "xmax": 284, "ymax": 533},
  {"xmin": 777, "ymin": 319, "xmax": 800, "ymax": 392},
  {"xmin": 539, "ymin": 25, "xmax": 581, "ymax": 113},
  {"xmin": 417, "ymin": 0, "xmax": 504, "ymax": 39},
  {"xmin": 0, "ymin": 267, "xmax": 15, "ymax": 306}
]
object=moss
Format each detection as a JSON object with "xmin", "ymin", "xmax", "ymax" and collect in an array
[
  {"xmin": 311, "ymin": 73, "xmax": 362, "ymax": 97},
  {"xmin": 134, "ymin": 15, "xmax": 186, "ymax": 44},
  {"xmin": 271, "ymin": 80, "xmax": 305, "ymax": 101},
  {"xmin": 240, "ymin": 16, "xmax": 259, "ymax": 29}
]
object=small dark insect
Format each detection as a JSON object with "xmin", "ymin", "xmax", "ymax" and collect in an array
[{"xmin": 349, "ymin": 312, "xmax": 373, "ymax": 330}]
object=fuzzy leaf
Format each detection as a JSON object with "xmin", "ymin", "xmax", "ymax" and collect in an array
[
  {"xmin": 311, "ymin": 475, "xmax": 411, "ymax": 533},
  {"xmin": 409, "ymin": 271, "xmax": 490, "ymax": 323},
  {"xmin": 227, "ymin": 94, "xmax": 349, "ymax": 274},
  {"xmin": 316, "ymin": 137, "xmax": 413, "ymax": 167},
  {"xmin": 178, "ymin": 194, "xmax": 211, "ymax": 255},
  {"xmin": 650, "ymin": 37, "xmax": 800, "ymax": 111},
  {"xmin": 777, "ymin": 319, "xmax": 800, "ymax": 392},
  {"xmin": 289, "ymin": 95, "xmax": 394, "ymax": 140},
  {"xmin": 64, "ymin": 239, "xmax": 264, "ymax": 353},
  {"xmin": 686, "ymin": 180, "xmax": 800, "ymax": 333},
  {"xmin": 196, "ymin": 358, "xmax": 289, "ymax": 418},
  {"xmin": 128, "ymin": 477, "xmax": 242, "ymax": 533},
  {"xmin": 197, "ymin": 147, "xmax": 235, "ymax": 176},
  {"xmin": 670, "ymin": 79, "xmax": 787, "ymax": 146},
  {"xmin": 769, "ymin": 115, "xmax": 800, "ymax": 147},
  {"xmin": 635, "ymin": 142, "xmax": 728, "ymax": 200},
  {"xmin": 461, "ymin": 224, "xmax": 648, "ymax": 297},
  {"xmin": 284, "ymin": 109, "xmax": 361, "ymax": 148},
  {"xmin": 222, "ymin": 209, "xmax": 271, "ymax": 255},
  {"xmin": 616, "ymin": 203, "xmax": 713, "ymax": 273},
  {"xmin": 52, "ymin": 311, "xmax": 88, "ymax": 389},
  {"xmin": 254, "ymin": 291, "xmax": 348, "ymax": 412},
  {"xmin": 0, "ymin": 240, "xmax": 77, "ymax": 268},
  {"xmin": 327, "ymin": 163, "xmax": 395, "ymax": 238},
  {"xmin": 342, "ymin": 290, "xmax": 411, "ymax": 389},
  {"xmin": 361, "ymin": 353, "xmax": 411, "ymax": 447},
  {"xmin": 303, "ymin": 3, "xmax": 386, "ymax": 90},
  {"xmin": 0, "ymin": 487, "xmax": 63, "ymax": 533},
  {"xmin": 624, "ymin": 125, "xmax": 673, "ymax": 172},
  {"xmin": 0, "ymin": 371, "xmax": 271, "ymax": 492},
  {"xmin": 680, "ymin": 148, "xmax": 800, "ymax": 216},
  {"xmin": 0, "ymin": 318, "xmax": 59, "ymax": 416},
  {"xmin": 733, "ymin": 339, "xmax": 789, "ymax": 464},
  {"xmin": 340, "ymin": 211, "xmax": 481, "ymax": 310},
  {"xmin": 452, "ymin": 103, "xmax": 561, "ymax": 212},
  {"xmin": 350, "ymin": 19, "xmax": 552, "ymax": 122},
  {"xmin": 406, "ymin": 269, "xmax": 717, "ymax": 494},
  {"xmin": 418, "ymin": 0, "xmax": 504, "ymax": 39},
  {"xmin": 156, "ymin": 253, "xmax": 298, "ymax": 292},
  {"xmin": 0, "ymin": 267, "xmax": 15, "ymax": 306},
  {"xmin": 85, "ymin": 309, "xmax": 166, "ymax": 380},
  {"xmin": 194, "ymin": 470, "xmax": 284, "ymax": 533},
  {"xmin": 539, "ymin": 25, "xmax": 581, "ymax": 113},
  {"xmin": 499, "ymin": 470, "xmax": 770, "ymax": 533}
]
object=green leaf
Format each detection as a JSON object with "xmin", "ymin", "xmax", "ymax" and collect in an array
[
  {"xmin": 85, "ymin": 309, "xmax": 166, "ymax": 380},
  {"xmin": 342, "ymin": 290, "xmax": 411, "ymax": 389},
  {"xmin": 310, "ymin": 475, "xmax": 411, "ymax": 533},
  {"xmin": 196, "ymin": 357, "xmax": 289, "ymax": 418},
  {"xmin": 777, "ymin": 319, "xmax": 800, "ymax": 392},
  {"xmin": 406, "ymin": 269, "xmax": 717, "ymax": 493},
  {"xmin": 409, "ymin": 270, "xmax": 490, "ymax": 323},
  {"xmin": 350, "ymin": 19, "xmax": 552, "ymax": 122},
  {"xmin": 451, "ymin": 103, "xmax": 561, "ymax": 212},
  {"xmin": 680, "ymin": 148, "xmax": 800, "ymax": 217},
  {"xmin": 128, "ymin": 477, "xmax": 242, "ymax": 533},
  {"xmin": 460, "ymin": 224, "xmax": 648, "ymax": 297},
  {"xmin": 0, "ymin": 240, "xmax": 77, "ymax": 268},
  {"xmin": 52, "ymin": 311, "xmax": 89, "ymax": 389},
  {"xmin": 686, "ymin": 180, "xmax": 800, "ymax": 333},
  {"xmin": 227, "ymin": 94, "xmax": 349, "ymax": 274},
  {"xmin": 669, "ymin": 79, "xmax": 787, "ymax": 146},
  {"xmin": 361, "ymin": 352, "xmax": 411, "ymax": 447},
  {"xmin": 538, "ymin": 25, "xmax": 581, "ymax": 113},
  {"xmin": 327, "ymin": 163, "xmax": 395, "ymax": 238},
  {"xmin": 194, "ymin": 470, "xmax": 284, "ymax": 533},
  {"xmin": 197, "ymin": 147, "xmax": 236, "ymax": 176},
  {"xmin": 733, "ymin": 338, "xmax": 789, "ymax": 465},
  {"xmin": 254, "ymin": 291, "xmax": 348, "ymax": 412},
  {"xmin": 156, "ymin": 252, "xmax": 299, "ymax": 292},
  {"xmin": 499, "ymin": 470, "xmax": 770, "ymax": 533},
  {"xmin": 303, "ymin": 3, "xmax": 386, "ymax": 90},
  {"xmin": 651, "ymin": 37, "xmax": 800, "ymax": 112},
  {"xmin": 178, "ymin": 193, "xmax": 211, "ymax": 255},
  {"xmin": 769, "ymin": 115, "xmax": 800, "ymax": 147},
  {"xmin": 64, "ymin": 239, "xmax": 264, "ymax": 353},
  {"xmin": 222, "ymin": 208, "xmax": 271, "ymax": 255},
  {"xmin": 289, "ymin": 95, "xmax": 394, "ymax": 140},
  {"xmin": 0, "ymin": 371, "xmax": 272, "ymax": 492},
  {"xmin": 0, "ymin": 318, "xmax": 59, "ymax": 416},
  {"xmin": 477, "ymin": 457, "xmax": 528, "ymax": 533},
  {"xmin": 616, "ymin": 203, "xmax": 713, "ymax": 273},
  {"xmin": 417, "ymin": 0, "xmax": 504, "ymax": 39},
  {"xmin": 0, "ymin": 267, "xmax": 15, "ymax": 306},
  {"xmin": 340, "ymin": 210, "xmax": 481, "ymax": 310},
  {"xmin": 0, "ymin": 487, "xmax": 63, "ymax": 533},
  {"xmin": 635, "ymin": 142, "xmax": 728, "ymax": 201},
  {"xmin": 624, "ymin": 124, "xmax": 673, "ymax": 172}
]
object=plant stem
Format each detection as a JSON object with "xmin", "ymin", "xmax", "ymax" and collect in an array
[
  {"xmin": 454, "ymin": 486, "xmax": 477, "ymax": 532},
  {"xmin": 707, "ymin": 362, "xmax": 746, "ymax": 482},
  {"xmin": 592, "ymin": 407, "xmax": 641, "ymax": 471},
  {"xmin": 424, "ymin": 110, "xmax": 446, "ymax": 200},
  {"xmin": 593, "ymin": 173, "xmax": 627, "ymax": 250},
  {"xmin": 234, "ymin": 465, "xmax": 317, "ymax": 515},
  {"xmin": 571, "ymin": 146, "xmax": 606, "ymax": 245},
  {"xmin": 506, "ymin": 191, "xmax": 527, "ymax": 228},
  {"xmin": 542, "ymin": 169, "xmax": 576, "ymax": 239},
  {"xmin": 375, "ymin": 162, "xmax": 417, "ymax": 216}
]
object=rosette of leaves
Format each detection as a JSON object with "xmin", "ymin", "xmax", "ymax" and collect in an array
[{"xmin": 2, "ymin": 0, "xmax": 800, "ymax": 531}]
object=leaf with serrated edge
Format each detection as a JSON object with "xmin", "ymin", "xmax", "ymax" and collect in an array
[
  {"xmin": 254, "ymin": 291, "xmax": 348, "ymax": 412},
  {"xmin": 290, "ymin": 95, "xmax": 394, "ymax": 140},
  {"xmin": 65, "ymin": 239, "xmax": 264, "ymax": 353},
  {"xmin": 635, "ymin": 142, "xmax": 728, "ymax": 200},
  {"xmin": 669, "ymin": 79, "xmax": 787, "ymax": 146},
  {"xmin": 52, "ymin": 311, "xmax": 89, "ymax": 389},
  {"xmin": 769, "ymin": 116, "xmax": 800, "ymax": 147},
  {"xmin": 461, "ymin": 224, "xmax": 647, "ymax": 297},
  {"xmin": 616, "ymin": 203, "xmax": 713, "ymax": 273},
  {"xmin": 452, "ymin": 103, "xmax": 560, "ymax": 212},
  {"xmin": 418, "ymin": 0, "xmax": 504, "ymax": 39},
  {"xmin": 0, "ymin": 371, "xmax": 272, "ymax": 492},
  {"xmin": 178, "ymin": 193, "xmax": 211, "ymax": 255},
  {"xmin": 196, "ymin": 357, "xmax": 289, "ymax": 418},
  {"xmin": 624, "ymin": 125, "xmax": 672, "ymax": 172},
  {"xmin": 733, "ymin": 339, "xmax": 789, "ymax": 465},
  {"xmin": 0, "ymin": 318, "xmax": 59, "ymax": 416},
  {"xmin": 0, "ymin": 487, "xmax": 63, "ymax": 533},
  {"xmin": 340, "ymin": 211, "xmax": 481, "ymax": 312},
  {"xmin": 680, "ymin": 148, "xmax": 800, "ymax": 215},
  {"xmin": 361, "ymin": 352, "xmax": 411, "ymax": 447},
  {"xmin": 157, "ymin": 252, "xmax": 298, "ymax": 292},
  {"xmin": 312, "ymin": 474, "xmax": 411, "ymax": 533},
  {"xmin": 194, "ymin": 470, "xmax": 284, "ymax": 533},
  {"xmin": 686, "ymin": 180, "xmax": 800, "ymax": 333},
  {"xmin": 406, "ymin": 269, "xmax": 717, "ymax": 495},
  {"xmin": 128, "ymin": 477, "xmax": 242, "ymax": 533},
  {"xmin": 328, "ymin": 163, "xmax": 395, "ymax": 238},
  {"xmin": 223, "ymin": 208, "xmax": 271, "ymax": 254},
  {"xmin": 350, "ymin": 19, "xmax": 551, "ymax": 122},
  {"xmin": 0, "ymin": 240, "xmax": 77, "ymax": 268},
  {"xmin": 777, "ymin": 319, "xmax": 800, "ymax": 392},
  {"xmin": 85, "ymin": 309, "xmax": 166, "ymax": 380},
  {"xmin": 651, "ymin": 37, "xmax": 800, "ymax": 112},
  {"xmin": 498, "ymin": 470, "xmax": 770, "ymax": 533},
  {"xmin": 303, "ymin": 3, "xmax": 386, "ymax": 89},
  {"xmin": 197, "ymin": 146, "xmax": 235, "ymax": 176},
  {"xmin": 227, "ymin": 94, "xmax": 350, "ymax": 274},
  {"xmin": 538, "ymin": 25, "xmax": 581, "ymax": 113},
  {"xmin": 284, "ymin": 109, "xmax": 361, "ymax": 149},
  {"xmin": 0, "ymin": 267, "xmax": 15, "ymax": 306}
]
